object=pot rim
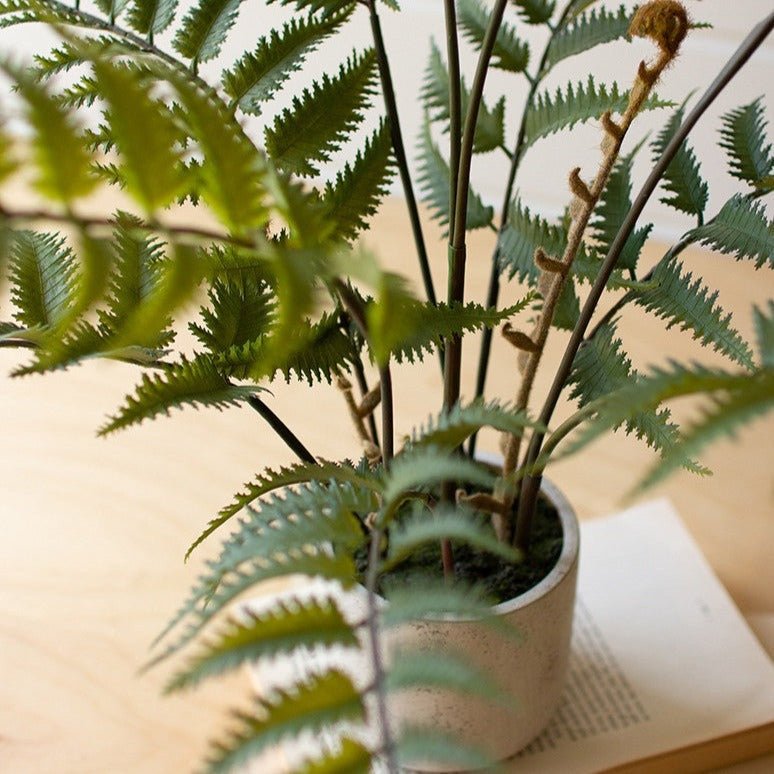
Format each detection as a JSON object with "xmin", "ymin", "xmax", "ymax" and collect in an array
[{"xmin": 393, "ymin": 476, "xmax": 579, "ymax": 624}]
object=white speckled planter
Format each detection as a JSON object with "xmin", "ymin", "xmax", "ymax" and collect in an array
[
  {"xmin": 389, "ymin": 477, "xmax": 579, "ymax": 772},
  {"xmin": 244, "ymin": 478, "xmax": 579, "ymax": 773}
]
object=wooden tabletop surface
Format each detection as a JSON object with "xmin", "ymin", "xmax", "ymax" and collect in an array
[{"xmin": 1, "ymin": 197, "xmax": 772, "ymax": 772}]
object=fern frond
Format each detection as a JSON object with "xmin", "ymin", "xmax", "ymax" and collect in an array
[
  {"xmin": 382, "ymin": 580, "xmax": 495, "ymax": 628},
  {"xmin": 0, "ymin": 0, "xmax": 82, "ymax": 29},
  {"xmin": 635, "ymin": 370, "xmax": 774, "ymax": 492},
  {"xmin": 591, "ymin": 144, "xmax": 653, "ymax": 272},
  {"xmin": 651, "ymin": 98, "xmax": 708, "ymax": 220},
  {"xmin": 568, "ymin": 323, "xmax": 703, "ymax": 471},
  {"xmin": 191, "ymin": 460, "xmax": 377, "ymax": 559},
  {"xmin": 93, "ymin": 58, "xmax": 185, "ymax": 211},
  {"xmin": 421, "ymin": 42, "xmax": 506, "ymax": 153},
  {"xmin": 397, "ymin": 726, "xmax": 492, "ymax": 771},
  {"xmin": 687, "ymin": 194, "xmax": 774, "ymax": 269},
  {"xmin": 525, "ymin": 76, "xmax": 671, "ymax": 148},
  {"xmin": 297, "ymin": 738, "xmax": 371, "ymax": 774},
  {"xmin": 205, "ymin": 671, "xmax": 363, "ymax": 774},
  {"xmin": 381, "ymin": 447, "xmax": 495, "ymax": 521},
  {"xmin": 127, "ymin": 0, "xmax": 180, "ymax": 37},
  {"xmin": 2, "ymin": 62, "xmax": 96, "ymax": 202},
  {"xmin": 165, "ymin": 598, "xmax": 357, "ymax": 692},
  {"xmin": 410, "ymin": 399, "xmax": 540, "ymax": 450},
  {"xmin": 391, "ymin": 298, "xmax": 534, "ymax": 365},
  {"xmin": 499, "ymin": 200, "xmax": 564, "ymax": 284},
  {"xmin": 512, "ymin": 0, "xmax": 555, "ymax": 26},
  {"xmin": 384, "ymin": 505, "xmax": 521, "ymax": 572},
  {"xmin": 33, "ymin": 36, "xmax": 125, "ymax": 78},
  {"xmin": 417, "ymin": 118, "xmax": 493, "ymax": 235},
  {"xmin": 267, "ymin": 0, "xmax": 354, "ymax": 13},
  {"xmin": 171, "ymin": 75, "xmax": 268, "ymax": 233},
  {"xmin": 222, "ymin": 7, "xmax": 352, "ymax": 115},
  {"xmin": 457, "ymin": 0, "xmax": 529, "ymax": 73},
  {"xmin": 190, "ymin": 276, "xmax": 275, "ymax": 352},
  {"xmin": 95, "ymin": 0, "xmax": 130, "ymax": 21},
  {"xmin": 264, "ymin": 49, "xmax": 377, "ymax": 176},
  {"xmin": 545, "ymin": 4, "xmax": 630, "ymax": 71},
  {"xmin": 322, "ymin": 121, "xmax": 395, "ymax": 241},
  {"xmin": 719, "ymin": 97, "xmax": 773, "ymax": 192},
  {"xmin": 9, "ymin": 231, "xmax": 77, "ymax": 331},
  {"xmin": 631, "ymin": 259, "xmax": 754, "ymax": 369},
  {"xmin": 173, "ymin": 0, "xmax": 244, "ymax": 65},
  {"xmin": 98, "ymin": 354, "xmax": 261, "ymax": 435}
]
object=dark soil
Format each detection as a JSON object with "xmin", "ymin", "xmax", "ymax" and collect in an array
[{"xmin": 358, "ymin": 493, "xmax": 563, "ymax": 604}]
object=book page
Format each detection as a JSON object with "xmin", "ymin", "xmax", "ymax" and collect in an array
[{"xmin": 511, "ymin": 499, "xmax": 774, "ymax": 772}]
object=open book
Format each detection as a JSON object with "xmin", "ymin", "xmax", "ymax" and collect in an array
[{"xmin": 513, "ymin": 499, "xmax": 774, "ymax": 773}]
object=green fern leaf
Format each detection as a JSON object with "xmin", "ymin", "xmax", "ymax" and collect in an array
[
  {"xmin": 525, "ymin": 76, "xmax": 671, "ymax": 148},
  {"xmin": 33, "ymin": 36, "xmax": 125, "ymax": 78},
  {"xmin": 267, "ymin": 0, "xmax": 354, "ymax": 13},
  {"xmin": 651, "ymin": 98, "xmax": 708, "ymax": 220},
  {"xmin": 546, "ymin": 4, "xmax": 631, "ymax": 71},
  {"xmin": 753, "ymin": 301, "xmax": 774, "ymax": 367},
  {"xmin": 127, "ymin": 0, "xmax": 179, "ymax": 37},
  {"xmin": 166, "ymin": 599, "xmax": 357, "ymax": 692},
  {"xmin": 9, "ymin": 231, "xmax": 77, "ymax": 332},
  {"xmin": 322, "ymin": 121, "xmax": 396, "ymax": 241},
  {"xmin": 93, "ymin": 59, "xmax": 185, "ymax": 211},
  {"xmin": 422, "ymin": 42, "xmax": 506, "ymax": 153},
  {"xmin": 189, "ymin": 460, "xmax": 377, "ymax": 558},
  {"xmin": 390, "ymin": 298, "xmax": 533, "ymax": 365},
  {"xmin": 499, "ymin": 200, "xmax": 565, "ymax": 283},
  {"xmin": 397, "ymin": 726, "xmax": 492, "ymax": 771},
  {"xmin": 297, "ymin": 738, "xmax": 371, "ymax": 774},
  {"xmin": 222, "ymin": 7, "xmax": 352, "ymax": 115},
  {"xmin": 0, "ymin": 0, "xmax": 82, "ymax": 29},
  {"xmin": 512, "ymin": 0, "xmax": 555, "ymax": 25},
  {"xmin": 2, "ymin": 62, "xmax": 96, "ymax": 202},
  {"xmin": 190, "ymin": 276, "xmax": 275, "ymax": 352},
  {"xmin": 205, "ymin": 671, "xmax": 363, "ymax": 774},
  {"xmin": 99, "ymin": 214, "xmax": 174, "ymax": 348},
  {"xmin": 592, "ymin": 144, "xmax": 653, "ymax": 272},
  {"xmin": 569, "ymin": 323, "xmax": 703, "ymax": 470},
  {"xmin": 687, "ymin": 194, "xmax": 774, "ymax": 269},
  {"xmin": 95, "ymin": 0, "xmax": 130, "ymax": 20},
  {"xmin": 411, "ymin": 399, "xmax": 540, "ymax": 450},
  {"xmin": 108, "ymin": 243, "xmax": 206, "ymax": 349},
  {"xmin": 457, "ymin": 0, "xmax": 529, "ymax": 73},
  {"xmin": 173, "ymin": 0, "xmax": 244, "ymax": 64},
  {"xmin": 631, "ymin": 259, "xmax": 754, "ymax": 369},
  {"xmin": 172, "ymin": 76, "xmax": 268, "ymax": 233},
  {"xmin": 382, "ymin": 447, "xmax": 495, "ymax": 522},
  {"xmin": 636, "ymin": 370, "xmax": 774, "ymax": 492},
  {"xmin": 264, "ymin": 49, "xmax": 377, "ymax": 176},
  {"xmin": 719, "ymin": 98, "xmax": 774, "ymax": 192},
  {"xmin": 384, "ymin": 505, "xmax": 520, "ymax": 572},
  {"xmin": 98, "ymin": 354, "xmax": 262, "ymax": 435},
  {"xmin": 417, "ymin": 118, "xmax": 493, "ymax": 234},
  {"xmin": 383, "ymin": 581, "xmax": 495, "ymax": 628}
]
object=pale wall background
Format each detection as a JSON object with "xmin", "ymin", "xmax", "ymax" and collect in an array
[{"xmin": 0, "ymin": 1, "xmax": 772, "ymax": 240}]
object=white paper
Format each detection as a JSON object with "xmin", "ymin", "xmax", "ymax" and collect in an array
[{"xmin": 512, "ymin": 499, "xmax": 774, "ymax": 772}]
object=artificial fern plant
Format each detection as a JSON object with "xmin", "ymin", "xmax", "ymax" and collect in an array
[{"xmin": 0, "ymin": 0, "xmax": 772, "ymax": 771}]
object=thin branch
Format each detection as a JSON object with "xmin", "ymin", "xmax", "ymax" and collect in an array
[
  {"xmin": 444, "ymin": 0, "xmax": 462, "ymax": 241},
  {"xmin": 352, "ymin": 352, "xmax": 380, "ymax": 448},
  {"xmin": 247, "ymin": 395, "xmax": 316, "ymax": 464},
  {"xmin": 367, "ymin": 0, "xmax": 437, "ymax": 313},
  {"xmin": 516, "ymin": 9, "xmax": 774, "ymax": 545}
]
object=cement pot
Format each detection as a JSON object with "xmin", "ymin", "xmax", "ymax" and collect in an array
[
  {"xmin": 389, "ymin": 477, "xmax": 579, "ymax": 771},
  {"xmin": 245, "ymin": 477, "xmax": 579, "ymax": 772}
]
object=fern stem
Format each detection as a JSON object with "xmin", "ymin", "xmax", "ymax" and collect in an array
[
  {"xmin": 334, "ymin": 280, "xmax": 394, "ymax": 467},
  {"xmin": 247, "ymin": 396, "xmax": 315, "ymax": 464},
  {"xmin": 468, "ymin": 2, "xmax": 573, "ymax": 458},
  {"xmin": 444, "ymin": 0, "xmax": 462, "ymax": 241},
  {"xmin": 444, "ymin": 0, "xmax": 508, "ymax": 415},
  {"xmin": 367, "ymin": 0, "xmax": 437, "ymax": 313},
  {"xmin": 352, "ymin": 353, "xmax": 380, "ymax": 448},
  {"xmin": 516, "ymin": 8, "xmax": 774, "ymax": 547},
  {"xmin": 365, "ymin": 527, "xmax": 398, "ymax": 774}
]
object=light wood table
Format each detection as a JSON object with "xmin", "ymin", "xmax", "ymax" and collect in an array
[{"xmin": 1, "ymin": 198, "xmax": 772, "ymax": 772}]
